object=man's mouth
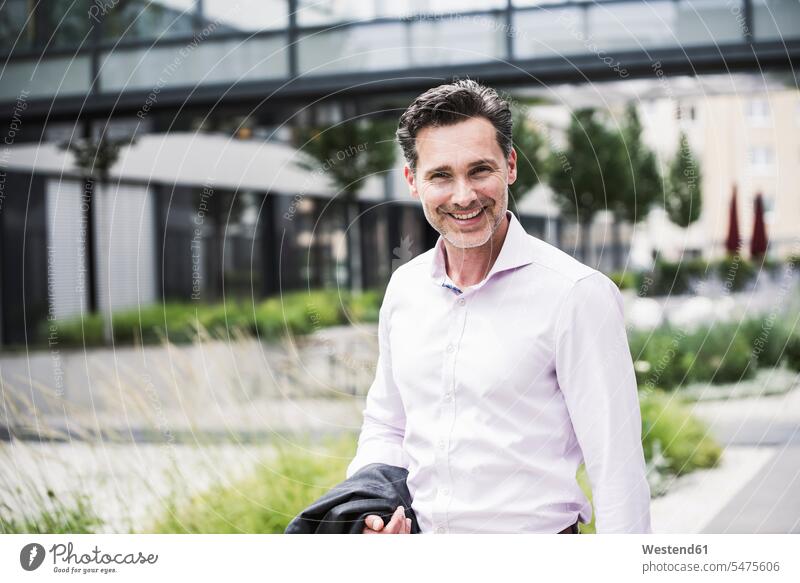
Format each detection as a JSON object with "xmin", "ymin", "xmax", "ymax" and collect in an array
[{"xmin": 447, "ymin": 207, "xmax": 484, "ymax": 221}]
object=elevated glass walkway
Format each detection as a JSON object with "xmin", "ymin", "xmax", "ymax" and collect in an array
[{"xmin": 1, "ymin": 0, "xmax": 798, "ymax": 114}]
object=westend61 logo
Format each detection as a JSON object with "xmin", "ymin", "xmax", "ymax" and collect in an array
[{"xmin": 19, "ymin": 542, "xmax": 158, "ymax": 575}]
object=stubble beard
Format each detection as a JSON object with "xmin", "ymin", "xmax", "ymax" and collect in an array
[{"xmin": 422, "ymin": 187, "xmax": 509, "ymax": 250}]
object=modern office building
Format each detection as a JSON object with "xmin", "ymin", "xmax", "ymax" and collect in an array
[{"xmin": 1, "ymin": 0, "xmax": 798, "ymax": 346}]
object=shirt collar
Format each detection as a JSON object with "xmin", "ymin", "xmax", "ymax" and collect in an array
[{"xmin": 429, "ymin": 210, "xmax": 535, "ymax": 289}]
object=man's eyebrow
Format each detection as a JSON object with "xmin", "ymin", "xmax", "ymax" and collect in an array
[
  {"xmin": 467, "ymin": 158, "xmax": 497, "ymax": 168},
  {"xmin": 424, "ymin": 165, "xmax": 452, "ymax": 177},
  {"xmin": 424, "ymin": 159, "xmax": 497, "ymax": 176}
]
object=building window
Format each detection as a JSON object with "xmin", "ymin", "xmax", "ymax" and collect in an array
[
  {"xmin": 745, "ymin": 98, "xmax": 772, "ymax": 127},
  {"xmin": 760, "ymin": 193, "xmax": 775, "ymax": 226},
  {"xmin": 102, "ymin": 0, "xmax": 197, "ymax": 43},
  {"xmin": 0, "ymin": 0, "xmax": 33, "ymax": 51},
  {"xmin": 203, "ymin": 0, "xmax": 288, "ymax": 32},
  {"xmin": 748, "ymin": 145, "xmax": 775, "ymax": 174}
]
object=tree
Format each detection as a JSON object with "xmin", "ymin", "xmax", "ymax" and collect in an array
[
  {"xmin": 611, "ymin": 103, "xmax": 662, "ymax": 269},
  {"xmin": 548, "ymin": 108, "xmax": 626, "ymax": 264},
  {"xmin": 508, "ymin": 106, "xmax": 549, "ymax": 206},
  {"xmin": 617, "ymin": 104, "xmax": 660, "ymax": 223},
  {"xmin": 59, "ymin": 132, "xmax": 133, "ymax": 338},
  {"xmin": 293, "ymin": 118, "xmax": 397, "ymax": 290},
  {"xmin": 665, "ymin": 132, "xmax": 702, "ymax": 228}
]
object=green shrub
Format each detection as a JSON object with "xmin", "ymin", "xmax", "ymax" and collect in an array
[
  {"xmin": 652, "ymin": 260, "xmax": 690, "ymax": 295},
  {"xmin": 632, "ymin": 320, "xmax": 769, "ymax": 390},
  {"xmin": 346, "ymin": 290, "xmax": 383, "ymax": 323},
  {"xmin": 715, "ymin": 255, "xmax": 755, "ymax": 292},
  {"xmin": 740, "ymin": 317, "xmax": 791, "ymax": 368},
  {"xmin": 302, "ymin": 290, "xmax": 345, "ymax": 330},
  {"xmin": 253, "ymin": 297, "xmax": 287, "ymax": 339},
  {"xmin": 43, "ymin": 289, "xmax": 388, "ymax": 348},
  {"xmin": 640, "ymin": 391, "xmax": 722, "ymax": 475},
  {"xmin": 641, "ymin": 258, "xmax": 710, "ymax": 297},
  {"xmin": 149, "ymin": 436, "xmax": 356, "ymax": 534},
  {"xmin": 682, "ymin": 323, "xmax": 756, "ymax": 384},
  {"xmin": 784, "ymin": 332, "xmax": 800, "ymax": 372},
  {"xmin": 630, "ymin": 327, "xmax": 692, "ymax": 391},
  {"xmin": 608, "ymin": 271, "xmax": 639, "ymax": 291},
  {"xmin": 44, "ymin": 312, "xmax": 105, "ymax": 347}
]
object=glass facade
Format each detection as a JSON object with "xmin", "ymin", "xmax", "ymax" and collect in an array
[
  {"xmin": 2, "ymin": 0, "xmax": 797, "ymax": 101},
  {"xmin": 513, "ymin": 6, "xmax": 587, "ymax": 59},
  {"xmin": 158, "ymin": 185, "xmax": 266, "ymax": 302},
  {"xmin": 101, "ymin": 0, "xmax": 196, "ymax": 44},
  {"xmin": 753, "ymin": 0, "xmax": 800, "ymax": 40},
  {"xmin": 270, "ymin": 194, "xmax": 350, "ymax": 290},
  {"xmin": 48, "ymin": 0, "xmax": 95, "ymax": 49},
  {"xmin": 674, "ymin": 0, "xmax": 745, "ymax": 46},
  {"xmin": 98, "ymin": 35, "xmax": 288, "ymax": 92},
  {"xmin": 297, "ymin": 23, "xmax": 408, "ymax": 74},
  {"xmin": 297, "ymin": 0, "xmax": 507, "ymax": 26},
  {"xmin": 0, "ymin": 173, "xmax": 48, "ymax": 345},
  {"xmin": 587, "ymin": 1, "xmax": 678, "ymax": 51},
  {"xmin": 0, "ymin": 0, "xmax": 32, "ymax": 51},
  {"xmin": 203, "ymin": 0, "xmax": 289, "ymax": 32},
  {"xmin": 514, "ymin": 0, "xmax": 750, "ymax": 59},
  {"xmin": 0, "ymin": 55, "xmax": 92, "ymax": 100}
]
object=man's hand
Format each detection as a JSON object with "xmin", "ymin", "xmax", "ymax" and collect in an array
[{"xmin": 362, "ymin": 506, "xmax": 412, "ymax": 534}]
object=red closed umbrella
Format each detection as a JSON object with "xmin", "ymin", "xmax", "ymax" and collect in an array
[
  {"xmin": 750, "ymin": 192, "xmax": 768, "ymax": 259},
  {"xmin": 725, "ymin": 185, "xmax": 741, "ymax": 255}
]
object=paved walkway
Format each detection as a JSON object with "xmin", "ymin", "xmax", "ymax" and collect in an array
[
  {"xmin": 696, "ymin": 385, "xmax": 800, "ymax": 533},
  {"xmin": 651, "ymin": 384, "xmax": 800, "ymax": 533}
]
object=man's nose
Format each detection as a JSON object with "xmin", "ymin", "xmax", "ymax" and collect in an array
[{"xmin": 450, "ymin": 176, "xmax": 478, "ymax": 208}]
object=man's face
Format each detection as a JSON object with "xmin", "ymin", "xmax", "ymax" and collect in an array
[{"xmin": 404, "ymin": 116, "xmax": 517, "ymax": 249}]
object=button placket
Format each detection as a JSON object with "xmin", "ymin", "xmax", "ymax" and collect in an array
[{"xmin": 433, "ymin": 294, "xmax": 468, "ymax": 532}]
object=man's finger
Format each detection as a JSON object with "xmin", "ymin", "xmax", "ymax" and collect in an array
[
  {"xmin": 383, "ymin": 506, "xmax": 406, "ymax": 534},
  {"xmin": 364, "ymin": 515, "xmax": 384, "ymax": 531},
  {"xmin": 405, "ymin": 518, "xmax": 412, "ymax": 534}
]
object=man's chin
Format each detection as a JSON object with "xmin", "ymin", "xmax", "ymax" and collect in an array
[{"xmin": 442, "ymin": 229, "xmax": 493, "ymax": 249}]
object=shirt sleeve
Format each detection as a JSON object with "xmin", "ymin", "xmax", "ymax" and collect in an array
[
  {"xmin": 346, "ymin": 295, "xmax": 408, "ymax": 478},
  {"xmin": 555, "ymin": 271, "xmax": 652, "ymax": 533}
]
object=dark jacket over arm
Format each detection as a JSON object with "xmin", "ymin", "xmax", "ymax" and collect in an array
[{"xmin": 285, "ymin": 463, "xmax": 420, "ymax": 534}]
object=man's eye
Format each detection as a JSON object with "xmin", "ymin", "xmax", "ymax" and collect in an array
[
  {"xmin": 431, "ymin": 173, "xmax": 449, "ymax": 179},
  {"xmin": 472, "ymin": 166, "xmax": 492, "ymax": 175}
]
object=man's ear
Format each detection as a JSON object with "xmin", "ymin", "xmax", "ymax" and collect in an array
[
  {"xmin": 507, "ymin": 147, "xmax": 518, "ymax": 186},
  {"xmin": 403, "ymin": 163, "xmax": 420, "ymax": 200}
]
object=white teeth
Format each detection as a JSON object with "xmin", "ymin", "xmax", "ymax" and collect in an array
[{"xmin": 450, "ymin": 208, "xmax": 482, "ymax": 220}]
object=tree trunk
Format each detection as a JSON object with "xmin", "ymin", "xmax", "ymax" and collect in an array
[
  {"xmin": 611, "ymin": 215, "xmax": 623, "ymax": 271},
  {"xmin": 580, "ymin": 219, "xmax": 591, "ymax": 266},
  {"xmin": 346, "ymin": 200, "xmax": 363, "ymax": 292}
]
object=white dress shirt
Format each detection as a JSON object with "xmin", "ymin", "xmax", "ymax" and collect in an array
[{"xmin": 347, "ymin": 211, "xmax": 652, "ymax": 533}]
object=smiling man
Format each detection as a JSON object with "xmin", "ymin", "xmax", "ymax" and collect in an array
[{"xmin": 347, "ymin": 79, "xmax": 652, "ymax": 534}]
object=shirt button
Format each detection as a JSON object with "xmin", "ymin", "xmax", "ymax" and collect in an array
[
  {"xmin": 457, "ymin": 298, "xmax": 466, "ymax": 306},
  {"xmin": 446, "ymin": 344, "xmax": 454, "ymax": 353},
  {"xmin": 436, "ymin": 527, "xmax": 446, "ymax": 534},
  {"xmin": 444, "ymin": 392, "xmax": 452, "ymax": 402},
  {"xmin": 438, "ymin": 440, "xmax": 445, "ymax": 450},
  {"xmin": 441, "ymin": 488, "xmax": 450, "ymax": 496}
]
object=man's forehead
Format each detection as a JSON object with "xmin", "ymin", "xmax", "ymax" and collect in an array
[{"xmin": 416, "ymin": 117, "xmax": 503, "ymax": 169}]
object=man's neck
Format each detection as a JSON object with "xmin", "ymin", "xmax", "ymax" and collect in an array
[{"xmin": 443, "ymin": 213, "xmax": 510, "ymax": 289}]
